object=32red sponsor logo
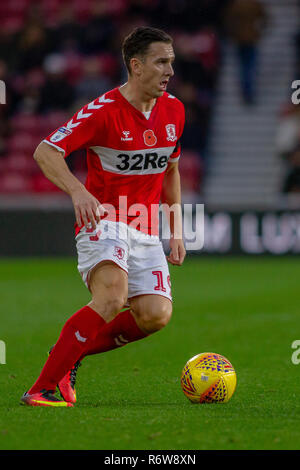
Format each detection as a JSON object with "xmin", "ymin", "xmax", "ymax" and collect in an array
[{"xmin": 116, "ymin": 152, "xmax": 168, "ymax": 171}]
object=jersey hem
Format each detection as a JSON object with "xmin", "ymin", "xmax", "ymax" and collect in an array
[
  {"xmin": 169, "ymin": 154, "xmax": 181, "ymax": 163},
  {"xmin": 127, "ymin": 292, "xmax": 173, "ymax": 303},
  {"xmin": 43, "ymin": 139, "xmax": 66, "ymax": 156}
]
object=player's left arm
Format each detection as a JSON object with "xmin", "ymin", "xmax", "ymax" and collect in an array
[{"xmin": 161, "ymin": 161, "xmax": 186, "ymax": 266}]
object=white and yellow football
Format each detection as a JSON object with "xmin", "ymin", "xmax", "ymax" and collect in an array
[{"xmin": 181, "ymin": 352, "xmax": 237, "ymax": 403}]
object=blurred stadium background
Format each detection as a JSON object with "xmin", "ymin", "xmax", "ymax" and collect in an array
[{"xmin": 0, "ymin": 0, "xmax": 300, "ymax": 256}]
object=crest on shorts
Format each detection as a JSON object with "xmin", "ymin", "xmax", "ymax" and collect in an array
[
  {"xmin": 165, "ymin": 124, "xmax": 177, "ymax": 142},
  {"xmin": 143, "ymin": 129, "xmax": 157, "ymax": 146},
  {"xmin": 113, "ymin": 246, "xmax": 125, "ymax": 260}
]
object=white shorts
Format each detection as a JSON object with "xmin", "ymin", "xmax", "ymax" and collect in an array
[{"xmin": 76, "ymin": 220, "xmax": 172, "ymax": 302}]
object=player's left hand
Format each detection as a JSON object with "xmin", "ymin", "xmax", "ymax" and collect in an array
[{"xmin": 167, "ymin": 237, "xmax": 186, "ymax": 266}]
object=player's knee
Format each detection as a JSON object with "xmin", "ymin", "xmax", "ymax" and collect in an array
[
  {"xmin": 106, "ymin": 296, "xmax": 126, "ymax": 317},
  {"xmin": 89, "ymin": 263, "xmax": 127, "ymax": 319},
  {"xmin": 92, "ymin": 294, "xmax": 126, "ymax": 321},
  {"xmin": 139, "ymin": 302, "xmax": 172, "ymax": 333}
]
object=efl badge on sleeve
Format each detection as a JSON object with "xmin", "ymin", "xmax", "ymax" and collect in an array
[{"xmin": 50, "ymin": 127, "xmax": 72, "ymax": 143}]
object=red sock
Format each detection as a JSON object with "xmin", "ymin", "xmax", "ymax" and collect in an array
[
  {"xmin": 81, "ymin": 309, "xmax": 148, "ymax": 359},
  {"xmin": 28, "ymin": 306, "xmax": 105, "ymax": 394}
]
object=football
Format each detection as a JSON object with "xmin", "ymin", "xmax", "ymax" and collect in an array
[{"xmin": 181, "ymin": 352, "xmax": 237, "ymax": 403}]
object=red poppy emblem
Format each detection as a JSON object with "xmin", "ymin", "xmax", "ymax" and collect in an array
[{"xmin": 143, "ymin": 129, "xmax": 157, "ymax": 146}]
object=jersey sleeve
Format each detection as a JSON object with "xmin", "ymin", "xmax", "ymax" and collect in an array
[
  {"xmin": 43, "ymin": 98, "xmax": 108, "ymax": 158},
  {"xmin": 169, "ymin": 139, "xmax": 182, "ymax": 162},
  {"xmin": 169, "ymin": 101, "xmax": 185, "ymax": 163}
]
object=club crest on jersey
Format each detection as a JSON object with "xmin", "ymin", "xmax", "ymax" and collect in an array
[
  {"xmin": 165, "ymin": 124, "xmax": 177, "ymax": 142},
  {"xmin": 113, "ymin": 246, "xmax": 125, "ymax": 260},
  {"xmin": 50, "ymin": 127, "xmax": 72, "ymax": 143},
  {"xmin": 121, "ymin": 130, "xmax": 133, "ymax": 141},
  {"xmin": 143, "ymin": 129, "xmax": 157, "ymax": 147}
]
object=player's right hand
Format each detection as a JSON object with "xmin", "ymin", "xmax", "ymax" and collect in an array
[{"xmin": 71, "ymin": 186, "xmax": 107, "ymax": 230}]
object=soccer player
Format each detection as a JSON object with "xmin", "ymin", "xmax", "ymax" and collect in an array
[{"xmin": 21, "ymin": 26, "xmax": 186, "ymax": 407}]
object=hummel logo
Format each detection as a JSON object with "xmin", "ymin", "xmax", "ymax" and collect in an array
[
  {"xmin": 75, "ymin": 330, "xmax": 87, "ymax": 343},
  {"xmin": 121, "ymin": 131, "xmax": 133, "ymax": 141}
]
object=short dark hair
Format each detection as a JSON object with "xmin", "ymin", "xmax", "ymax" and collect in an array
[{"xmin": 122, "ymin": 26, "xmax": 173, "ymax": 75}]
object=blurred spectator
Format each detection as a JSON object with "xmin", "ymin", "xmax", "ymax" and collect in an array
[
  {"xmin": 13, "ymin": 68, "xmax": 45, "ymax": 115},
  {"xmin": 224, "ymin": 0, "xmax": 267, "ymax": 105},
  {"xmin": 295, "ymin": 25, "xmax": 300, "ymax": 78},
  {"xmin": 48, "ymin": 4, "xmax": 83, "ymax": 54},
  {"xmin": 0, "ymin": 0, "xmax": 225, "ymax": 198},
  {"xmin": 276, "ymin": 104, "xmax": 300, "ymax": 193},
  {"xmin": 75, "ymin": 56, "xmax": 113, "ymax": 105},
  {"xmin": 0, "ymin": 115, "xmax": 10, "ymax": 157},
  {"xmin": 0, "ymin": 29, "xmax": 16, "ymax": 68},
  {"xmin": 14, "ymin": 21, "xmax": 51, "ymax": 72},
  {"xmin": 282, "ymin": 142, "xmax": 300, "ymax": 194},
  {"xmin": 175, "ymin": 29, "xmax": 220, "ymax": 90},
  {"xmin": 176, "ymin": 81, "xmax": 209, "ymax": 154},
  {"xmin": 174, "ymin": 26, "xmax": 220, "ymax": 158},
  {"xmin": 38, "ymin": 53, "xmax": 75, "ymax": 112},
  {"xmin": 179, "ymin": 150, "xmax": 203, "ymax": 204},
  {"xmin": 141, "ymin": 0, "xmax": 230, "ymax": 33},
  {"xmin": 79, "ymin": 1, "xmax": 116, "ymax": 55}
]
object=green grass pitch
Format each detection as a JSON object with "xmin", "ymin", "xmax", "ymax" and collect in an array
[{"xmin": 0, "ymin": 256, "xmax": 300, "ymax": 450}]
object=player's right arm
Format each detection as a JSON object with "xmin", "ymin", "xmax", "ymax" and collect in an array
[
  {"xmin": 34, "ymin": 141, "xmax": 105, "ymax": 230},
  {"xmin": 35, "ymin": 97, "xmax": 112, "ymax": 229}
]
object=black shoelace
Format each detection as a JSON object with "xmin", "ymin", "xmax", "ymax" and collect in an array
[{"xmin": 69, "ymin": 361, "xmax": 81, "ymax": 388}]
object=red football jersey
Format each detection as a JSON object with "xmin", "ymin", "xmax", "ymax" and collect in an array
[{"xmin": 43, "ymin": 87, "xmax": 185, "ymax": 236}]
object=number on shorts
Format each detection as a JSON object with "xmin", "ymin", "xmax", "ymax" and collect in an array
[
  {"xmin": 152, "ymin": 270, "xmax": 166, "ymax": 292},
  {"xmin": 167, "ymin": 275, "xmax": 171, "ymax": 296}
]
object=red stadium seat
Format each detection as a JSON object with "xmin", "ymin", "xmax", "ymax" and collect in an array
[
  {"xmin": 0, "ymin": 157, "xmax": 7, "ymax": 175},
  {"xmin": 42, "ymin": 111, "xmax": 70, "ymax": 135},
  {"xmin": 7, "ymin": 133, "xmax": 37, "ymax": 155},
  {"xmin": 1, "ymin": 16, "xmax": 24, "ymax": 34},
  {"xmin": 31, "ymin": 173, "xmax": 62, "ymax": 193},
  {"xmin": 0, "ymin": 171, "xmax": 33, "ymax": 193},
  {"xmin": 5, "ymin": 153, "xmax": 37, "ymax": 173},
  {"xmin": 191, "ymin": 29, "xmax": 219, "ymax": 70},
  {"xmin": 64, "ymin": 52, "xmax": 84, "ymax": 84},
  {"xmin": 179, "ymin": 150, "xmax": 203, "ymax": 192},
  {"xmin": 72, "ymin": 0, "xmax": 93, "ymax": 22},
  {"xmin": 12, "ymin": 113, "xmax": 41, "ymax": 134}
]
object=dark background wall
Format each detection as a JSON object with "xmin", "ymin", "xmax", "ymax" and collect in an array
[{"xmin": 2, "ymin": 209, "xmax": 300, "ymax": 256}]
